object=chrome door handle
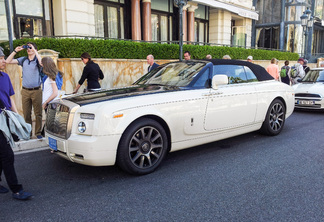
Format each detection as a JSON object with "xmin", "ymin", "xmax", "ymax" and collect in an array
[
  {"xmin": 202, "ymin": 92, "xmax": 223, "ymax": 96},
  {"xmin": 210, "ymin": 92, "xmax": 223, "ymax": 95}
]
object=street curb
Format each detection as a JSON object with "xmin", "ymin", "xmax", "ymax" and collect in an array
[{"xmin": 13, "ymin": 139, "xmax": 48, "ymax": 153}]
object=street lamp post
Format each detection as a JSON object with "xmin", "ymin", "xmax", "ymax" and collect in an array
[
  {"xmin": 300, "ymin": 7, "xmax": 313, "ymax": 59},
  {"xmin": 174, "ymin": 0, "xmax": 187, "ymax": 61}
]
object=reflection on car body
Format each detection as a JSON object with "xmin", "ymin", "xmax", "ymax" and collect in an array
[
  {"xmin": 45, "ymin": 59, "xmax": 295, "ymax": 175},
  {"xmin": 293, "ymin": 67, "xmax": 324, "ymax": 110}
]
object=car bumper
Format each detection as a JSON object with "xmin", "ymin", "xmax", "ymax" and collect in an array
[{"xmin": 45, "ymin": 133, "xmax": 121, "ymax": 166}]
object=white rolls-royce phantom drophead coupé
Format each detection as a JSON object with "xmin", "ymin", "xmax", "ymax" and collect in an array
[{"xmin": 46, "ymin": 59, "xmax": 295, "ymax": 175}]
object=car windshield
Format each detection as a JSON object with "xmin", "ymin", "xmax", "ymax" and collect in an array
[
  {"xmin": 135, "ymin": 61, "xmax": 207, "ymax": 87},
  {"xmin": 302, "ymin": 70, "xmax": 324, "ymax": 82}
]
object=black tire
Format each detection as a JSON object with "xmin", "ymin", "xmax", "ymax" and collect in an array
[
  {"xmin": 260, "ymin": 99, "xmax": 286, "ymax": 136},
  {"xmin": 117, "ymin": 118, "xmax": 168, "ymax": 175}
]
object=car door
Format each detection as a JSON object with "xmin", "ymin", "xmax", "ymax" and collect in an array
[{"xmin": 204, "ymin": 65, "xmax": 258, "ymax": 131}]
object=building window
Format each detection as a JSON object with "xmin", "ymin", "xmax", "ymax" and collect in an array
[
  {"xmin": 151, "ymin": 0, "xmax": 173, "ymax": 42},
  {"xmin": 13, "ymin": 0, "xmax": 48, "ymax": 38},
  {"xmin": 284, "ymin": 1, "xmax": 310, "ymax": 54},
  {"xmin": 315, "ymin": 0, "xmax": 324, "ymax": 20},
  {"xmin": 94, "ymin": 0, "xmax": 125, "ymax": 39},
  {"xmin": 231, "ymin": 19, "xmax": 246, "ymax": 47},
  {"xmin": 256, "ymin": 26, "xmax": 280, "ymax": 49},
  {"xmin": 194, "ymin": 20, "xmax": 207, "ymax": 44},
  {"xmin": 256, "ymin": 0, "xmax": 281, "ymax": 24},
  {"xmin": 194, "ymin": 4, "xmax": 208, "ymax": 44},
  {"xmin": 151, "ymin": 13, "xmax": 171, "ymax": 42},
  {"xmin": 18, "ymin": 18, "xmax": 43, "ymax": 38},
  {"xmin": 0, "ymin": 0, "xmax": 8, "ymax": 42},
  {"xmin": 95, "ymin": 5, "xmax": 104, "ymax": 37}
]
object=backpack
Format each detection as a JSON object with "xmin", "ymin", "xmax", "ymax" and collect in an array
[
  {"xmin": 20, "ymin": 56, "xmax": 45, "ymax": 79},
  {"xmin": 290, "ymin": 67, "xmax": 298, "ymax": 78},
  {"xmin": 42, "ymin": 72, "xmax": 63, "ymax": 90},
  {"xmin": 280, "ymin": 67, "xmax": 287, "ymax": 78}
]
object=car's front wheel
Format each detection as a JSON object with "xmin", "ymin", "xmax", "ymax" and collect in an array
[
  {"xmin": 117, "ymin": 118, "xmax": 168, "ymax": 175},
  {"xmin": 260, "ymin": 99, "xmax": 286, "ymax": 136}
]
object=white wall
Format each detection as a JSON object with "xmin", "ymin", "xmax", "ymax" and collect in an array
[
  {"xmin": 53, "ymin": 0, "xmax": 95, "ymax": 36},
  {"xmin": 209, "ymin": 9, "xmax": 232, "ymax": 46}
]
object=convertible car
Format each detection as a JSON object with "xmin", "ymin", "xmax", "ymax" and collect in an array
[
  {"xmin": 45, "ymin": 59, "xmax": 294, "ymax": 175},
  {"xmin": 293, "ymin": 67, "xmax": 324, "ymax": 110}
]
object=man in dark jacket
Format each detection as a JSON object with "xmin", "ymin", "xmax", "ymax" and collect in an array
[{"xmin": 147, "ymin": 54, "xmax": 159, "ymax": 72}]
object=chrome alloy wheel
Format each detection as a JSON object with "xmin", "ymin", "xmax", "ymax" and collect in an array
[
  {"xmin": 269, "ymin": 102, "xmax": 284, "ymax": 132},
  {"xmin": 128, "ymin": 126, "xmax": 164, "ymax": 169}
]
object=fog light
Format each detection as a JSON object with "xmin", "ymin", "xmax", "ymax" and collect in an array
[{"xmin": 78, "ymin": 122, "xmax": 86, "ymax": 133}]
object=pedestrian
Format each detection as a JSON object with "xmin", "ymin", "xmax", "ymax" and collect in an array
[
  {"xmin": 280, "ymin": 60, "xmax": 291, "ymax": 85},
  {"xmin": 5, "ymin": 42, "xmax": 43, "ymax": 139},
  {"xmin": 40, "ymin": 57, "xmax": 62, "ymax": 140},
  {"xmin": 0, "ymin": 47, "xmax": 33, "ymax": 200},
  {"xmin": 41, "ymin": 57, "xmax": 61, "ymax": 110},
  {"xmin": 42, "ymin": 61, "xmax": 63, "ymax": 91},
  {"xmin": 247, "ymin": 55, "xmax": 253, "ymax": 62},
  {"xmin": 266, "ymin": 58, "xmax": 279, "ymax": 80},
  {"xmin": 184, "ymin": 51, "xmax": 191, "ymax": 60},
  {"xmin": 291, "ymin": 58, "xmax": 306, "ymax": 85},
  {"xmin": 206, "ymin": 54, "xmax": 212, "ymax": 59},
  {"xmin": 73, "ymin": 52, "xmax": 104, "ymax": 94},
  {"xmin": 303, "ymin": 59, "xmax": 310, "ymax": 74},
  {"xmin": 146, "ymin": 54, "xmax": 159, "ymax": 72},
  {"xmin": 222, "ymin": 55, "xmax": 231, "ymax": 60}
]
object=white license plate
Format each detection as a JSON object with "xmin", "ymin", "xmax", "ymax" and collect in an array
[
  {"xmin": 297, "ymin": 100, "xmax": 315, "ymax": 105},
  {"xmin": 48, "ymin": 137, "xmax": 57, "ymax": 151}
]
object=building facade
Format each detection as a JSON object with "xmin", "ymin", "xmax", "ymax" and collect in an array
[
  {"xmin": 253, "ymin": 0, "xmax": 324, "ymax": 60},
  {"xmin": 1, "ymin": 0, "xmax": 257, "ymax": 49},
  {"xmin": 2, "ymin": 0, "xmax": 324, "ymax": 59}
]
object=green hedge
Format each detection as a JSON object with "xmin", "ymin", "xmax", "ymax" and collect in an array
[{"xmin": 0, "ymin": 38, "xmax": 299, "ymax": 61}]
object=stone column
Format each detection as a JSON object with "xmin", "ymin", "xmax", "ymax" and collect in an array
[
  {"xmin": 142, "ymin": 0, "xmax": 152, "ymax": 41},
  {"xmin": 182, "ymin": 5, "xmax": 190, "ymax": 43},
  {"xmin": 187, "ymin": 5, "xmax": 198, "ymax": 43},
  {"xmin": 131, "ymin": 0, "xmax": 141, "ymax": 41}
]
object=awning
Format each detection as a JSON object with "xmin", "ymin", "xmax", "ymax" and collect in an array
[{"xmin": 190, "ymin": 0, "xmax": 259, "ymax": 20}]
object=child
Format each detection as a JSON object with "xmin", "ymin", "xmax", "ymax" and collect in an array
[
  {"xmin": 41, "ymin": 57, "xmax": 63, "ymax": 142},
  {"xmin": 41, "ymin": 57, "xmax": 63, "ymax": 109}
]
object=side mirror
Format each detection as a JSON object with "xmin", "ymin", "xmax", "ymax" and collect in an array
[{"xmin": 212, "ymin": 75, "xmax": 228, "ymax": 89}]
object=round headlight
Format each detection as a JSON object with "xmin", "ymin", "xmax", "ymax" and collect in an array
[{"xmin": 78, "ymin": 122, "xmax": 86, "ymax": 133}]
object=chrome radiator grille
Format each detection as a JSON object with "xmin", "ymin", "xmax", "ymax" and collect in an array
[{"xmin": 45, "ymin": 102, "xmax": 78, "ymax": 139}]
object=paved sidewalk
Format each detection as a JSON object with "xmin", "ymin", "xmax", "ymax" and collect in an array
[{"xmin": 13, "ymin": 138, "xmax": 48, "ymax": 153}]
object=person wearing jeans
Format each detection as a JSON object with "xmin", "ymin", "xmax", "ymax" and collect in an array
[{"xmin": 0, "ymin": 47, "xmax": 33, "ymax": 200}]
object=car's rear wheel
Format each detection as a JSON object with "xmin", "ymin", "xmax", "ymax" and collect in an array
[
  {"xmin": 117, "ymin": 118, "xmax": 168, "ymax": 175},
  {"xmin": 260, "ymin": 99, "xmax": 286, "ymax": 136}
]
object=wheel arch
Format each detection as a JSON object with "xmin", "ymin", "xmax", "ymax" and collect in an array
[
  {"xmin": 118, "ymin": 114, "xmax": 172, "ymax": 152},
  {"xmin": 274, "ymin": 96, "xmax": 287, "ymax": 111}
]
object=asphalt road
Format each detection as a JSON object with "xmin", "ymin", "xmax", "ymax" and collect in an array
[{"xmin": 1, "ymin": 110, "xmax": 324, "ymax": 222}]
